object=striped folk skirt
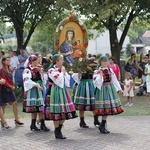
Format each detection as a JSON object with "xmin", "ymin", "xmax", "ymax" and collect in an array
[
  {"xmin": 94, "ymin": 82, "xmax": 124, "ymax": 116},
  {"xmin": 23, "ymin": 80, "xmax": 44, "ymax": 113},
  {"xmin": 73, "ymin": 79, "xmax": 95, "ymax": 111},
  {"xmin": 44, "ymin": 83, "xmax": 78, "ymax": 121}
]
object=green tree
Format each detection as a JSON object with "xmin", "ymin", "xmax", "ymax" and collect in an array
[
  {"xmin": 126, "ymin": 43, "xmax": 133, "ymax": 58},
  {"xmin": 28, "ymin": 9, "xmax": 68, "ymax": 55},
  {"xmin": 128, "ymin": 21, "xmax": 150, "ymax": 43},
  {"xmin": 72, "ymin": 0, "xmax": 150, "ymax": 64},
  {"xmin": 0, "ymin": 21, "xmax": 6, "ymax": 43},
  {"xmin": 0, "ymin": 0, "xmax": 65, "ymax": 52}
]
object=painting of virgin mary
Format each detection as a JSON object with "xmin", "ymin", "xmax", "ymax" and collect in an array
[{"xmin": 60, "ymin": 29, "xmax": 77, "ymax": 64}]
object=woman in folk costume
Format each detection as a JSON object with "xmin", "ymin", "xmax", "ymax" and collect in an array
[
  {"xmin": 23, "ymin": 55, "xmax": 49, "ymax": 131},
  {"xmin": 72, "ymin": 70, "xmax": 100, "ymax": 128},
  {"xmin": 0, "ymin": 55, "xmax": 23, "ymax": 126},
  {"xmin": 93, "ymin": 55, "xmax": 124, "ymax": 134},
  {"xmin": 44, "ymin": 54, "xmax": 77, "ymax": 139}
]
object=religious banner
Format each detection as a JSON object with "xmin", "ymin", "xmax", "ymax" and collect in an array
[{"xmin": 54, "ymin": 10, "xmax": 96, "ymax": 73}]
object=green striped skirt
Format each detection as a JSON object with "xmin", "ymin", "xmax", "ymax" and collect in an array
[
  {"xmin": 94, "ymin": 82, "xmax": 124, "ymax": 116},
  {"xmin": 23, "ymin": 80, "xmax": 44, "ymax": 113},
  {"xmin": 73, "ymin": 79, "xmax": 95, "ymax": 111},
  {"xmin": 44, "ymin": 83, "xmax": 78, "ymax": 121}
]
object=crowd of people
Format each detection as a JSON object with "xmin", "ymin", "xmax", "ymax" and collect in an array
[
  {"xmin": 0, "ymin": 48, "xmax": 149, "ymax": 139},
  {"xmin": 124, "ymin": 51, "xmax": 150, "ymax": 104}
]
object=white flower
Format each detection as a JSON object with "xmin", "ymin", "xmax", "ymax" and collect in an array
[
  {"xmin": 79, "ymin": 58, "xmax": 83, "ymax": 61},
  {"xmin": 56, "ymin": 28, "xmax": 59, "ymax": 32},
  {"xmin": 79, "ymin": 21, "xmax": 83, "ymax": 25},
  {"xmin": 60, "ymin": 26, "xmax": 63, "ymax": 30},
  {"xmin": 70, "ymin": 63, "xmax": 73, "ymax": 66}
]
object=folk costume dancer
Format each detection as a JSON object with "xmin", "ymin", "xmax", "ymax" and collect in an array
[{"xmin": 93, "ymin": 55, "xmax": 124, "ymax": 134}]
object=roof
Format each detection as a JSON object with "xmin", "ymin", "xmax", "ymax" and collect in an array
[
  {"xmin": 142, "ymin": 31, "xmax": 150, "ymax": 37},
  {"xmin": 135, "ymin": 36, "xmax": 150, "ymax": 46}
]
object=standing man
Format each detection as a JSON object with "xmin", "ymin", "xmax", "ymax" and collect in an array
[
  {"xmin": 9, "ymin": 50, "xmax": 20, "ymax": 82},
  {"xmin": 16, "ymin": 49, "xmax": 28, "ymax": 87},
  {"xmin": 18, "ymin": 49, "xmax": 28, "ymax": 69}
]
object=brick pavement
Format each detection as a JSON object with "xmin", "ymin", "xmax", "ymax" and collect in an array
[{"xmin": 0, "ymin": 116, "xmax": 150, "ymax": 150}]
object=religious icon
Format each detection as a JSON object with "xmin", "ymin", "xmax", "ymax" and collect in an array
[
  {"xmin": 54, "ymin": 10, "xmax": 88, "ymax": 72},
  {"xmin": 60, "ymin": 28, "xmax": 76, "ymax": 64}
]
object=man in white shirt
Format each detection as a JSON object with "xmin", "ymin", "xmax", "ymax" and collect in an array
[
  {"xmin": 18, "ymin": 49, "xmax": 28, "ymax": 68},
  {"xmin": 9, "ymin": 50, "xmax": 20, "ymax": 82}
]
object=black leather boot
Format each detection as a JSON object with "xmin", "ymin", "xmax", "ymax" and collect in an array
[
  {"xmin": 54, "ymin": 126, "xmax": 66, "ymax": 139},
  {"xmin": 40, "ymin": 119, "xmax": 50, "ymax": 132},
  {"xmin": 30, "ymin": 119, "xmax": 40, "ymax": 131},
  {"xmin": 98, "ymin": 120, "xmax": 110, "ymax": 134},
  {"xmin": 59, "ymin": 124, "xmax": 66, "ymax": 139},
  {"xmin": 79, "ymin": 117, "xmax": 89, "ymax": 128},
  {"xmin": 94, "ymin": 115, "xmax": 101, "ymax": 126}
]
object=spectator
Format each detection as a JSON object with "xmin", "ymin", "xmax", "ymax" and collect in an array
[
  {"xmin": 18, "ymin": 49, "xmax": 28, "ymax": 68},
  {"xmin": 13, "ymin": 51, "xmax": 18, "ymax": 56},
  {"xmin": 144, "ymin": 57, "xmax": 150, "ymax": 97},
  {"xmin": 94, "ymin": 54, "xmax": 102, "ymax": 64},
  {"xmin": 123, "ymin": 72, "xmax": 134, "ymax": 106},
  {"xmin": 107, "ymin": 56, "xmax": 121, "ymax": 81},
  {"xmin": 0, "ymin": 51, "xmax": 5, "ymax": 67},
  {"xmin": 0, "ymin": 55, "xmax": 24, "ymax": 126},
  {"xmin": 105, "ymin": 53, "xmax": 110, "ymax": 65},
  {"xmin": 9, "ymin": 50, "xmax": 20, "ymax": 82},
  {"xmin": 146, "ymin": 50, "xmax": 150, "ymax": 58},
  {"xmin": 137, "ymin": 53, "xmax": 144, "ymax": 82},
  {"xmin": 0, "ymin": 78, "xmax": 11, "ymax": 129},
  {"xmin": 128, "ymin": 53, "xmax": 138, "ymax": 90},
  {"xmin": 87, "ymin": 53, "xmax": 95, "ymax": 64},
  {"xmin": 139, "ymin": 55, "xmax": 148, "ymax": 86}
]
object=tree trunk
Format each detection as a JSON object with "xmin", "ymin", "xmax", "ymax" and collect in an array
[
  {"xmin": 109, "ymin": 28, "xmax": 121, "ymax": 65},
  {"xmin": 14, "ymin": 24, "xmax": 35, "ymax": 53},
  {"xmin": 14, "ymin": 25, "xmax": 24, "ymax": 53},
  {"xmin": 23, "ymin": 24, "xmax": 36, "ymax": 50}
]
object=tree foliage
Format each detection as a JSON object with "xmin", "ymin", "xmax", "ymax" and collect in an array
[
  {"xmin": 71, "ymin": 0, "xmax": 150, "ymax": 63},
  {"xmin": 28, "ymin": 8, "xmax": 70, "ymax": 55},
  {"xmin": 128, "ymin": 21, "xmax": 150, "ymax": 43},
  {"xmin": 0, "ymin": 0, "xmax": 71, "ymax": 52}
]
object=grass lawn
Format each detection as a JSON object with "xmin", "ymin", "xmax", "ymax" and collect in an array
[
  {"xmin": 83, "ymin": 93, "xmax": 150, "ymax": 117},
  {"xmin": 4, "ymin": 88, "xmax": 150, "ymax": 119}
]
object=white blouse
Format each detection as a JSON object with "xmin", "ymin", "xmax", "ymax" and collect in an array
[
  {"xmin": 23, "ymin": 66, "xmax": 40, "ymax": 92},
  {"xmin": 47, "ymin": 66, "xmax": 70, "ymax": 88},
  {"xmin": 72, "ymin": 73, "xmax": 81, "ymax": 84},
  {"xmin": 93, "ymin": 67, "xmax": 122, "ymax": 91}
]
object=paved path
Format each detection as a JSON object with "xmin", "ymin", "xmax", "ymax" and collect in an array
[{"xmin": 0, "ymin": 116, "xmax": 150, "ymax": 150}]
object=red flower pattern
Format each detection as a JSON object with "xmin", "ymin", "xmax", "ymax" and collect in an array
[
  {"xmin": 126, "ymin": 84, "xmax": 130, "ymax": 88},
  {"xmin": 57, "ymin": 68, "xmax": 61, "ymax": 72},
  {"xmin": 82, "ymin": 29, "xmax": 86, "ymax": 34},
  {"xmin": 69, "ymin": 17, "xmax": 73, "ymax": 21},
  {"xmin": 49, "ymin": 70, "xmax": 53, "ymax": 74},
  {"xmin": 103, "ymin": 69, "xmax": 108, "ymax": 74},
  {"xmin": 32, "ymin": 68, "xmax": 39, "ymax": 73},
  {"xmin": 84, "ymin": 42, "xmax": 88, "ymax": 47},
  {"xmin": 102, "ymin": 69, "xmax": 111, "ymax": 81},
  {"xmin": 54, "ymin": 74, "xmax": 59, "ymax": 79}
]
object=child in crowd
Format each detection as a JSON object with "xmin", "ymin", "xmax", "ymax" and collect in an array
[{"xmin": 123, "ymin": 72, "xmax": 134, "ymax": 106}]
